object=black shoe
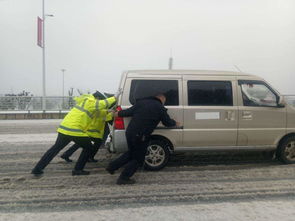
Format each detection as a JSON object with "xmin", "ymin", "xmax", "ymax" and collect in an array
[
  {"xmin": 61, "ymin": 155, "xmax": 73, "ymax": 163},
  {"xmin": 116, "ymin": 177, "xmax": 136, "ymax": 185},
  {"xmin": 87, "ymin": 158, "xmax": 98, "ymax": 163},
  {"xmin": 105, "ymin": 167, "xmax": 115, "ymax": 175},
  {"xmin": 72, "ymin": 170, "xmax": 90, "ymax": 176},
  {"xmin": 31, "ymin": 169, "xmax": 43, "ymax": 177}
]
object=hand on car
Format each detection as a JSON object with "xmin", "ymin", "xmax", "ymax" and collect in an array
[
  {"xmin": 112, "ymin": 111, "xmax": 119, "ymax": 118},
  {"xmin": 175, "ymin": 121, "xmax": 181, "ymax": 127}
]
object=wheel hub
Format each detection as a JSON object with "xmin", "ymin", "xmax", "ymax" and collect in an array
[
  {"xmin": 145, "ymin": 144, "xmax": 165, "ymax": 167},
  {"xmin": 285, "ymin": 141, "xmax": 295, "ymax": 161}
]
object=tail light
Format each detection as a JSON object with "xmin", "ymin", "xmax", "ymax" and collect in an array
[{"xmin": 114, "ymin": 106, "xmax": 125, "ymax": 129}]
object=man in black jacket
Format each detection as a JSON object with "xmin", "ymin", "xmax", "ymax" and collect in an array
[{"xmin": 106, "ymin": 93, "xmax": 178, "ymax": 185}]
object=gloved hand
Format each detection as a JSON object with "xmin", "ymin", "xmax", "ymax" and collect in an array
[{"xmin": 115, "ymin": 88, "xmax": 123, "ymax": 99}]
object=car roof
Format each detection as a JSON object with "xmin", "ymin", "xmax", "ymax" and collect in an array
[{"xmin": 125, "ymin": 69, "xmax": 255, "ymax": 77}]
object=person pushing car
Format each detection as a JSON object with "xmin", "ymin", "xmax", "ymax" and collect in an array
[
  {"xmin": 106, "ymin": 93, "xmax": 179, "ymax": 184},
  {"xmin": 31, "ymin": 91, "xmax": 118, "ymax": 176},
  {"xmin": 60, "ymin": 92, "xmax": 114, "ymax": 163}
]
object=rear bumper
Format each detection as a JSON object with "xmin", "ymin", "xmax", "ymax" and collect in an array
[{"xmin": 106, "ymin": 129, "xmax": 127, "ymax": 153}]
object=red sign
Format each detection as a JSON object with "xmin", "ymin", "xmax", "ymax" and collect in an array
[{"xmin": 37, "ymin": 17, "xmax": 43, "ymax": 48}]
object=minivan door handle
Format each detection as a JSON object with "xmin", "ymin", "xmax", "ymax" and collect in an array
[
  {"xmin": 225, "ymin": 111, "xmax": 235, "ymax": 121},
  {"xmin": 242, "ymin": 111, "xmax": 253, "ymax": 120}
]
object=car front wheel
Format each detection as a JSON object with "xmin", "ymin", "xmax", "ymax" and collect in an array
[{"xmin": 277, "ymin": 135, "xmax": 295, "ymax": 164}]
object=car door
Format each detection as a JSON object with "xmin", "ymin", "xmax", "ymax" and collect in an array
[
  {"xmin": 121, "ymin": 76, "xmax": 183, "ymax": 146},
  {"xmin": 183, "ymin": 76, "xmax": 238, "ymax": 147},
  {"xmin": 237, "ymin": 80, "xmax": 286, "ymax": 146}
]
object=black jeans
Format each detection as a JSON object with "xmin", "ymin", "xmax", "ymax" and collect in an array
[
  {"xmin": 32, "ymin": 133, "xmax": 94, "ymax": 172},
  {"xmin": 108, "ymin": 132, "xmax": 150, "ymax": 179},
  {"xmin": 61, "ymin": 124, "xmax": 110, "ymax": 159},
  {"xmin": 61, "ymin": 138, "xmax": 103, "ymax": 159}
]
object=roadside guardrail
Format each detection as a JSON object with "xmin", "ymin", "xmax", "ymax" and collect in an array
[{"xmin": 0, "ymin": 96, "xmax": 75, "ymax": 111}]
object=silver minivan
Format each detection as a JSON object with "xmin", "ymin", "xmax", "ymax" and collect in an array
[{"xmin": 107, "ymin": 70, "xmax": 295, "ymax": 170}]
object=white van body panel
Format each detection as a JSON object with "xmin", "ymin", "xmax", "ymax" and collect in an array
[{"xmin": 111, "ymin": 70, "xmax": 291, "ymax": 153}]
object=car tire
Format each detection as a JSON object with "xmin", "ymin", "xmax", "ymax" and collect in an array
[
  {"xmin": 277, "ymin": 135, "xmax": 295, "ymax": 164},
  {"xmin": 144, "ymin": 139, "xmax": 170, "ymax": 171}
]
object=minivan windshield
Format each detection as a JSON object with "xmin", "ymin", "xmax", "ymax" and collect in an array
[{"xmin": 239, "ymin": 81, "xmax": 277, "ymax": 107}]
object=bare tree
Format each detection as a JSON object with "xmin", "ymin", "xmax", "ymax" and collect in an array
[{"xmin": 0, "ymin": 91, "xmax": 33, "ymax": 110}]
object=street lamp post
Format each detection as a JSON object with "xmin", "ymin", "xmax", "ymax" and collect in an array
[
  {"xmin": 41, "ymin": 0, "xmax": 53, "ymax": 111},
  {"xmin": 61, "ymin": 69, "xmax": 66, "ymax": 109},
  {"xmin": 42, "ymin": 0, "xmax": 46, "ymax": 111}
]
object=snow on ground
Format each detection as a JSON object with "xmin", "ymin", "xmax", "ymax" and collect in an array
[
  {"xmin": 1, "ymin": 200, "xmax": 295, "ymax": 221},
  {"xmin": 0, "ymin": 119, "xmax": 61, "ymax": 134},
  {"xmin": 0, "ymin": 133, "xmax": 56, "ymax": 143},
  {"xmin": 1, "ymin": 119, "xmax": 295, "ymax": 221},
  {"xmin": 0, "ymin": 119, "xmax": 62, "ymax": 124}
]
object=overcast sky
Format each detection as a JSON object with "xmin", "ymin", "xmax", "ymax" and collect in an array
[{"xmin": 0, "ymin": 0, "xmax": 294, "ymax": 96}]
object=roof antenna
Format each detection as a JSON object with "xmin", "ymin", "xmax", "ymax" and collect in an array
[
  {"xmin": 234, "ymin": 65, "xmax": 243, "ymax": 73},
  {"xmin": 168, "ymin": 48, "xmax": 173, "ymax": 70}
]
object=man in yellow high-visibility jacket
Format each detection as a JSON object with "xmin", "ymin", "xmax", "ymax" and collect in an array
[
  {"xmin": 60, "ymin": 108, "xmax": 113, "ymax": 163},
  {"xmin": 31, "ymin": 92, "xmax": 117, "ymax": 176}
]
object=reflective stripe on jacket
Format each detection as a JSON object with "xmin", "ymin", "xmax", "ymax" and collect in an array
[
  {"xmin": 57, "ymin": 95, "xmax": 116, "ymax": 137},
  {"xmin": 86, "ymin": 109, "xmax": 113, "ymax": 138}
]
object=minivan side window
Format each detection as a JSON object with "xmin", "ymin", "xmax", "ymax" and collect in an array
[
  {"xmin": 239, "ymin": 80, "xmax": 278, "ymax": 107},
  {"xmin": 129, "ymin": 80, "xmax": 179, "ymax": 105},
  {"xmin": 188, "ymin": 81, "xmax": 233, "ymax": 106}
]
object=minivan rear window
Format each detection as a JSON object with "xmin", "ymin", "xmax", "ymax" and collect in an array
[
  {"xmin": 129, "ymin": 80, "xmax": 179, "ymax": 105},
  {"xmin": 188, "ymin": 81, "xmax": 233, "ymax": 106}
]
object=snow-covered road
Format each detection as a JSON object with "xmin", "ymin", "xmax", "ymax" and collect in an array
[{"xmin": 1, "ymin": 120, "xmax": 295, "ymax": 220}]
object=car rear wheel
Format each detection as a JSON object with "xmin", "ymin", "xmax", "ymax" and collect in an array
[
  {"xmin": 277, "ymin": 135, "xmax": 295, "ymax": 164},
  {"xmin": 144, "ymin": 139, "xmax": 170, "ymax": 171}
]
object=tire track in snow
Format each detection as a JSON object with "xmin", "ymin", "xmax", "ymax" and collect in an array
[{"xmin": 1, "ymin": 120, "xmax": 295, "ymax": 212}]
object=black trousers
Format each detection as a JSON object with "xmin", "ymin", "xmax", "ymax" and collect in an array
[
  {"xmin": 32, "ymin": 133, "xmax": 94, "ymax": 172},
  {"xmin": 108, "ymin": 132, "xmax": 149, "ymax": 179},
  {"xmin": 61, "ymin": 138, "xmax": 103, "ymax": 159},
  {"xmin": 61, "ymin": 124, "xmax": 110, "ymax": 159}
]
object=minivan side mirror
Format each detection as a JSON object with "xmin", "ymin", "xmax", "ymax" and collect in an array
[{"xmin": 277, "ymin": 96, "xmax": 285, "ymax": 108}]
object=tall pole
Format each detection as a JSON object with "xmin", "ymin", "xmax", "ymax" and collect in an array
[
  {"xmin": 61, "ymin": 69, "xmax": 66, "ymax": 98},
  {"xmin": 41, "ymin": 0, "xmax": 53, "ymax": 110},
  {"xmin": 168, "ymin": 48, "xmax": 173, "ymax": 70},
  {"xmin": 61, "ymin": 69, "xmax": 66, "ymax": 109},
  {"xmin": 42, "ymin": 0, "xmax": 46, "ymax": 110},
  {"xmin": 168, "ymin": 57, "xmax": 173, "ymax": 70}
]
